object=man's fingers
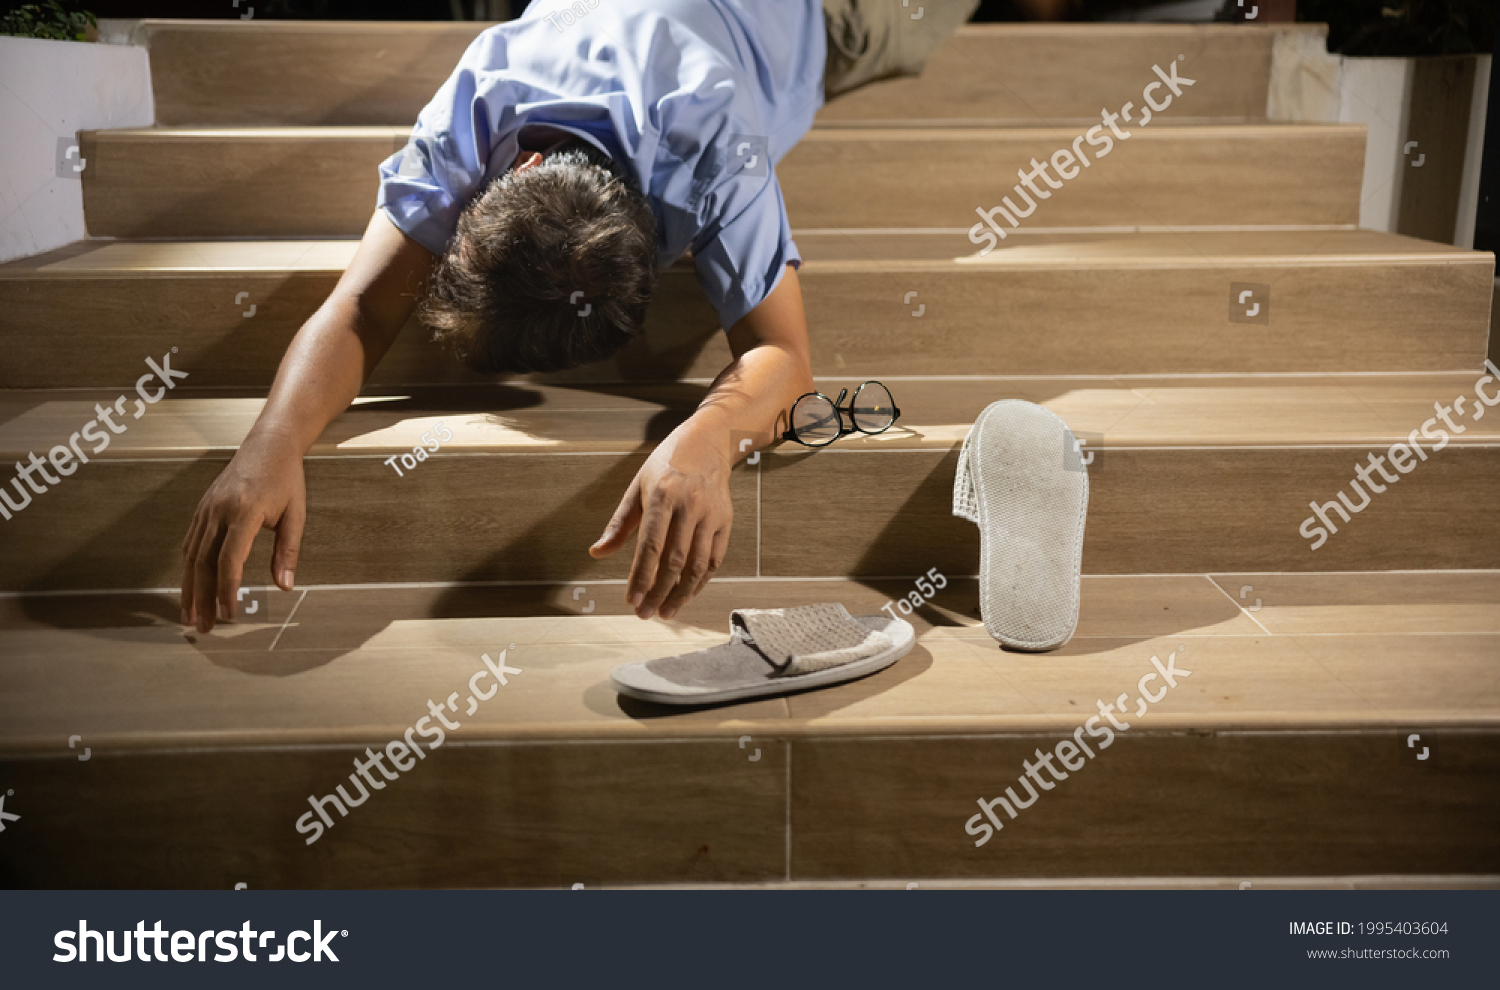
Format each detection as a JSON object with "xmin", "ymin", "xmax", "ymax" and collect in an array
[
  {"xmin": 272, "ymin": 495, "xmax": 306, "ymax": 591},
  {"xmin": 627, "ymin": 490, "xmax": 674, "ymax": 611},
  {"xmin": 640, "ymin": 510, "xmax": 697, "ymax": 619},
  {"xmin": 690, "ymin": 525, "xmax": 730, "ymax": 601},
  {"xmin": 180, "ymin": 510, "xmax": 208, "ymax": 625},
  {"xmin": 181, "ymin": 507, "xmax": 207, "ymax": 564},
  {"xmin": 217, "ymin": 519, "xmax": 262, "ymax": 624},
  {"xmin": 659, "ymin": 522, "xmax": 719, "ymax": 620},
  {"xmin": 591, "ymin": 478, "xmax": 642, "ymax": 559},
  {"xmin": 192, "ymin": 523, "xmax": 228, "ymax": 634}
]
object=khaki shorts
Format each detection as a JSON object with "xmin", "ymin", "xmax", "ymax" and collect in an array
[{"xmin": 821, "ymin": 0, "xmax": 980, "ymax": 99}]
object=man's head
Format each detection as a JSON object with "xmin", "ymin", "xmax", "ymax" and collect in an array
[{"xmin": 421, "ymin": 138, "xmax": 657, "ymax": 374}]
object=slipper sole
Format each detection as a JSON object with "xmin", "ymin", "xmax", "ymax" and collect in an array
[{"xmin": 959, "ymin": 400, "xmax": 1089, "ymax": 650}]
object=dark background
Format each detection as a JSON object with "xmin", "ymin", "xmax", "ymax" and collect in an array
[{"xmin": 1, "ymin": 0, "xmax": 1493, "ymax": 55}]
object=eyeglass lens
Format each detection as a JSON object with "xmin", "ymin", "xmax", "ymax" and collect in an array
[
  {"xmin": 792, "ymin": 393, "xmax": 841, "ymax": 445},
  {"xmin": 852, "ymin": 382, "xmax": 895, "ymax": 433},
  {"xmin": 786, "ymin": 393, "xmax": 846, "ymax": 444}
]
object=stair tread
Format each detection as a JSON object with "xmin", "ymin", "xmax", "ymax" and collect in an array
[
  {"xmin": 4, "ymin": 229, "xmax": 1485, "ymax": 277},
  {"xmin": 2, "ymin": 572, "xmax": 1496, "ymax": 753},
  {"xmin": 129, "ymin": 17, "xmax": 504, "ymax": 32},
  {"xmin": 90, "ymin": 125, "xmax": 409, "ymax": 139},
  {"xmin": 125, "ymin": 18, "xmax": 1316, "ymax": 37},
  {"xmin": 76, "ymin": 123, "xmax": 1367, "ymax": 236},
  {"xmin": 126, "ymin": 19, "xmax": 1314, "ymax": 128},
  {"xmin": 606, "ymin": 876, "xmax": 1500, "ymax": 890},
  {"xmin": 131, "ymin": 20, "xmax": 1316, "ymax": 128},
  {"xmin": 3, "ymin": 376, "xmax": 1496, "ymax": 457},
  {"xmin": 86, "ymin": 123, "xmax": 1366, "ymax": 140}
]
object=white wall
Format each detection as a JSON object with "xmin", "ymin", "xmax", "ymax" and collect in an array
[
  {"xmin": 0, "ymin": 34, "xmax": 153, "ymax": 264},
  {"xmin": 1338, "ymin": 58, "xmax": 1412, "ymax": 234},
  {"xmin": 1268, "ymin": 32, "xmax": 1490, "ymax": 242}
]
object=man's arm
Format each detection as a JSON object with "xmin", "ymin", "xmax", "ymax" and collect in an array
[
  {"xmin": 590, "ymin": 265, "xmax": 815, "ymax": 620},
  {"xmin": 181, "ymin": 210, "xmax": 436, "ymax": 632}
]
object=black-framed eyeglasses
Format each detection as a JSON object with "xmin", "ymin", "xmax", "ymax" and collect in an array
[{"xmin": 782, "ymin": 381, "xmax": 901, "ymax": 447}]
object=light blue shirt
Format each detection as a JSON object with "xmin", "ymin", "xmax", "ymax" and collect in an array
[{"xmin": 378, "ymin": 0, "xmax": 826, "ymax": 331}]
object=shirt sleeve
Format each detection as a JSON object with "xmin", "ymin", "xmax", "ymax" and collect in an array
[
  {"xmin": 690, "ymin": 173, "xmax": 802, "ymax": 332},
  {"xmin": 377, "ymin": 38, "xmax": 501, "ymax": 257}
]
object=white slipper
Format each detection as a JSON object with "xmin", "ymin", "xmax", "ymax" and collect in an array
[
  {"xmin": 610, "ymin": 603, "xmax": 915, "ymax": 705},
  {"xmin": 953, "ymin": 400, "xmax": 1089, "ymax": 650}
]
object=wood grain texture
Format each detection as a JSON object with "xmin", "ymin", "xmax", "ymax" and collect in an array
[
  {"xmin": 0, "ymin": 261, "xmax": 719, "ymax": 390},
  {"xmin": 12, "ymin": 370, "xmax": 1500, "ymax": 458},
  {"xmin": 815, "ymin": 25, "xmax": 1319, "ymax": 126},
  {"xmin": 1, "ymin": 573, "xmax": 1495, "ymax": 885},
  {"xmin": 5, "ymin": 15, "xmax": 1492, "ymax": 890},
  {"xmin": 757, "ymin": 444, "xmax": 1500, "ymax": 575},
  {"xmin": 0, "ymin": 450, "xmax": 759, "ymax": 591},
  {"xmin": 2, "ymin": 231, "xmax": 1489, "ymax": 388},
  {"xmin": 0, "ymin": 743, "xmax": 786, "ymax": 888},
  {"xmin": 627, "ymin": 875, "xmax": 1500, "ymax": 889},
  {"xmin": 79, "ymin": 128, "xmax": 404, "ymax": 238},
  {"xmin": 35, "ymin": 732, "xmax": 1492, "ymax": 886},
  {"xmin": 76, "ymin": 125, "xmax": 1367, "ymax": 238},
  {"xmin": 790, "ymin": 733, "xmax": 1500, "ymax": 878},
  {"xmin": 3, "ymin": 576, "xmax": 1495, "ymax": 749},
  {"xmin": 2, "ymin": 376, "xmax": 1498, "ymax": 588},
  {"xmin": 138, "ymin": 20, "xmax": 1307, "ymax": 129},
  {"xmin": 145, "ymin": 20, "xmax": 501, "ymax": 127},
  {"xmin": 779, "ymin": 126, "xmax": 1366, "ymax": 229},
  {"xmin": 1211, "ymin": 572, "xmax": 1500, "ymax": 635},
  {"xmin": 1489, "ymin": 278, "xmax": 1499, "ymax": 370},
  {"xmin": 1398, "ymin": 56, "xmax": 1477, "ymax": 244}
]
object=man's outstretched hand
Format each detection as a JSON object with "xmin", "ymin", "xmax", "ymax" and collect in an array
[
  {"xmin": 176, "ymin": 211, "xmax": 430, "ymax": 634},
  {"xmin": 181, "ymin": 431, "xmax": 307, "ymax": 634},
  {"xmin": 587, "ymin": 266, "xmax": 813, "ymax": 619},
  {"xmin": 589, "ymin": 428, "xmax": 733, "ymax": 621}
]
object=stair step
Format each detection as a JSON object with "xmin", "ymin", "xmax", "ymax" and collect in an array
[
  {"xmin": 816, "ymin": 24, "xmax": 1322, "ymax": 127},
  {"xmin": 2, "ymin": 231, "xmax": 1490, "ymax": 388},
  {"xmin": 1, "ymin": 573, "xmax": 1495, "ymax": 886},
  {"xmin": 136, "ymin": 19, "xmax": 501, "ymax": 127},
  {"xmin": 576, "ymin": 876, "xmax": 1500, "ymax": 890},
  {"xmin": 132, "ymin": 20, "xmax": 1311, "ymax": 128},
  {"xmin": 780, "ymin": 126, "xmax": 1364, "ymax": 229},
  {"xmin": 76, "ymin": 124, "xmax": 1366, "ymax": 238},
  {"xmin": 1, "ymin": 376, "xmax": 1496, "ymax": 591}
]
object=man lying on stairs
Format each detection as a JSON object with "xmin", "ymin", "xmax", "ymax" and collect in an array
[{"xmin": 180, "ymin": 0, "xmax": 978, "ymax": 634}]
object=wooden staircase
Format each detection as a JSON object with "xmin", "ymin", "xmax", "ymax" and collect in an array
[{"xmin": 0, "ymin": 18, "xmax": 1497, "ymax": 889}]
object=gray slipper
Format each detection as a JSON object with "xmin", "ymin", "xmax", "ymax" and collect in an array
[
  {"xmin": 953, "ymin": 400, "xmax": 1089, "ymax": 651},
  {"xmin": 610, "ymin": 603, "xmax": 915, "ymax": 705}
]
